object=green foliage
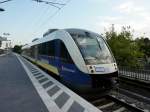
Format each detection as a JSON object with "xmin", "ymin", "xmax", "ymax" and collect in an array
[
  {"xmin": 13, "ymin": 45, "xmax": 22, "ymax": 54},
  {"xmin": 105, "ymin": 25, "xmax": 144, "ymax": 67},
  {"xmin": 135, "ymin": 37, "xmax": 150, "ymax": 56},
  {"xmin": 135, "ymin": 37, "xmax": 150, "ymax": 66}
]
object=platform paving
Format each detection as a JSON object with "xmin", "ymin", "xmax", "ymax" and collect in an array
[{"xmin": 0, "ymin": 54, "xmax": 49, "ymax": 112}]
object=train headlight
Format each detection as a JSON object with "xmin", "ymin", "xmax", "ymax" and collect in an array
[
  {"xmin": 89, "ymin": 66, "xmax": 92, "ymax": 69},
  {"xmin": 91, "ymin": 70, "xmax": 94, "ymax": 73}
]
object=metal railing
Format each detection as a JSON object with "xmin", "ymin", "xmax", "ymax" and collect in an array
[{"xmin": 119, "ymin": 66, "xmax": 150, "ymax": 82}]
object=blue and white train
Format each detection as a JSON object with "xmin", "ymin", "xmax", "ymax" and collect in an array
[{"xmin": 22, "ymin": 28, "xmax": 118, "ymax": 94}]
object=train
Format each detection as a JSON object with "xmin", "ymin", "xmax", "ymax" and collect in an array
[{"xmin": 22, "ymin": 28, "xmax": 118, "ymax": 94}]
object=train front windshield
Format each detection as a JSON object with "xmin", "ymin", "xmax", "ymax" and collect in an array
[{"xmin": 73, "ymin": 34, "xmax": 114, "ymax": 64}]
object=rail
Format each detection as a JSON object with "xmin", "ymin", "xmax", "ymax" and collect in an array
[
  {"xmin": 119, "ymin": 66, "xmax": 150, "ymax": 82},
  {"xmin": 90, "ymin": 93, "xmax": 148, "ymax": 112}
]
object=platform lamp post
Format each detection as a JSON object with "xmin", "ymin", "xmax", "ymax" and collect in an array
[
  {"xmin": 3, "ymin": 33, "xmax": 11, "ymax": 53},
  {"xmin": 0, "ymin": 36, "xmax": 7, "ymax": 54},
  {"xmin": 4, "ymin": 38, "xmax": 12, "ymax": 54}
]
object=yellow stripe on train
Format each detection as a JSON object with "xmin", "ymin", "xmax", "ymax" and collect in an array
[
  {"xmin": 23, "ymin": 55, "xmax": 59, "ymax": 75},
  {"xmin": 36, "ymin": 60, "xmax": 59, "ymax": 75}
]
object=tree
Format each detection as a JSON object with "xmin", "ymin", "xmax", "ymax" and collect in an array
[
  {"xmin": 13, "ymin": 45, "xmax": 22, "ymax": 54},
  {"xmin": 105, "ymin": 25, "xmax": 143, "ymax": 67},
  {"xmin": 135, "ymin": 37, "xmax": 150, "ymax": 56},
  {"xmin": 135, "ymin": 37, "xmax": 150, "ymax": 69}
]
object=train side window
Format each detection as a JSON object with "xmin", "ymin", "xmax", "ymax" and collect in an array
[
  {"xmin": 60, "ymin": 41, "xmax": 73, "ymax": 63},
  {"xmin": 38, "ymin": 44, "xmax": 42, "ymax": 55},
  {"xmin": 47, "ymin": 41, "xmax": 55, "ymax": 56},
  {"xmin": 42, "ymin": 43, "xmax": 47, "ymax": 55},
  {"xmin": 38, "ymin": 41, "xmax": 55, "ymax": 57},
  {"xmin": 38, "ymin": 43, "xmax": 46, "ymax": 55},
  {"xmin": 31, "ymin": 46, "xmax": 35, "ymax": 58}
]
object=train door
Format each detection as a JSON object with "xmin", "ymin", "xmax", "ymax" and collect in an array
[{"xmin": 58, "ymin": 40, "xmax": 77, "ymax": 84}]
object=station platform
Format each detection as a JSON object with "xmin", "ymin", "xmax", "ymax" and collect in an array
[
  {"xmin": 0, "ymin": 53, "xmax": 101, "ymax": 112},
  {"xmin": 0, "ymin": 54, "xmax": 49, "ymax": 112}
]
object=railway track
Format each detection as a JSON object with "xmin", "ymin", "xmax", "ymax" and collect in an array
[{"xmin": 89, "ymin": 91, "xmax": 150, "ymax": 112}]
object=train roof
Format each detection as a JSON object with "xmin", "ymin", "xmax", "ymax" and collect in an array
[
  {"xmin": 65, "ymin": 28, "xmax": 99, "ymax": 36},
  {"xmin": 22, "ymin": 28, "xmax": 101, "ymax": 49},
  {"xmin": 66, "ymin": 28, "xmax": 89, "ymax": 34}
]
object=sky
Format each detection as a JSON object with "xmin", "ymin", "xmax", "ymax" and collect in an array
[{"xmin": 0, "ymin": 0, "xmax": 150, "ymax": 47}]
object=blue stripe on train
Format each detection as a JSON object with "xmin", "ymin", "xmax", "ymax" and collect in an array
[{"xmin": 38, "ymin": 55, "xmax": 91, "ymax": 86}]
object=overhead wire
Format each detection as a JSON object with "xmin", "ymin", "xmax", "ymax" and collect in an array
[
  {"xmin": 0, "ymin": 0, "xmax": 72, "ymax": 41},
  {"xmin": 32, "ymin": 0, "xmax": 65, "ymax": 6},
  {"xmin": 0, "ymin": 0, "xmax": 13, "ymax": 11},
  {"xmin": 41, "ymin": 0, "xmax": 71, "ymax": 28},
  {"xmin": 0, "ymin": 0, "xmax": 13, "ymax": 4},
  {"xmin": 30, "ymin": 0, "xmax": 71, "ymax": 38},
  {"xmin": 32, "ymin": 0, "xmax": 65, "ymax": 9},
  {"xmin": 27, "ymin": 0, "xmax": 58, "ymax": 40},
  {"xmin": 31, "ymin": 0, "xmax": 66, "ymax": 30},
  {"xmin": 29, "ymin": 3, "xmax": 50, "ymax": 32}
]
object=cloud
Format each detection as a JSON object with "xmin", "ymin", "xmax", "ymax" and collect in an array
[
  {"xmin": 116, "ymin": 1, "xmax": 145, "ymax": 14},
  {"xmin": 95, "ymin": 15, "xmax": 150, "ymax": 38},
  {"xmin": 95, "ymin": 16, "xmax": 124, "ymax": 31},
  {"xmin": 92, "ymin": 0, "xmax": 150, "ymax": 38}
]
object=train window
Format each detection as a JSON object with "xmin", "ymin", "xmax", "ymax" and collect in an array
[
  {"xmin": 47, "ymin": 41, "xmax": 55, "ymax": 56},
  {"xmin": 72, "ymin": 33, "xmax": 115, "ymax": 64},
  {"xmin": 38, "ymin": 43, "xmax": 47, "ymax": 55},
  {"xmin": 42, "ymin": 43, "xmax": 47, "ymax": 55},
  {"xmin": 38, "ymin": 44, "xmax": 42, "ymax": 55},
  {"xmin": 31, "ymin": 46, "xmax": 35, "ymax": 58},
  {"xmin": 23, "ymin": 48, "xmax": 31, "ymax": 57},
  {"xmin": 38, "ymin": 43, "xmax": 46, "ymax": 55},
  {"xmin": 60, "ymin": 41, "xmax": 73, "ymax": 63},
  {"xmin": 38, "ymin": 41, "xmax": 55, "ymax": 57}
]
